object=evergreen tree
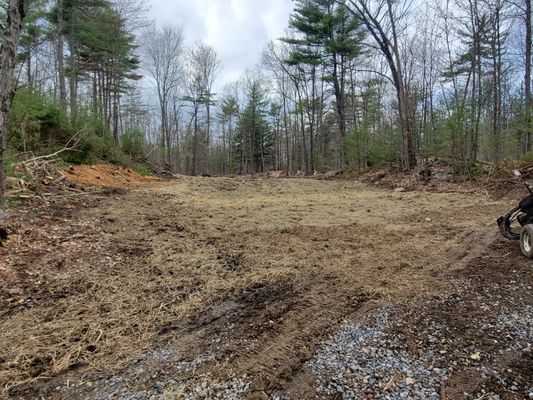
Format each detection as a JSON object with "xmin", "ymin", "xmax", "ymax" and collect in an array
[
  {"xmin": 283, "ymin": 0, "xmax": 365, "ymax": 145},
  {"xmin": 77, "ymin": 5, "xmax": 141, "ymax": 143},
  {"xmin": 235, "ymin": 76, "xmax": 271, "ymax": 175}
]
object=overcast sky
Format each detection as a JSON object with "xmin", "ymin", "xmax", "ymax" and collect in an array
[{"xmin": 147, "ymin": 0, "xmax": 294, "ymax": 91}]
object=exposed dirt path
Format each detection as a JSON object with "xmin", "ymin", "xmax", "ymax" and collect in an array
[{"xmin": 1, "ymin": 177, "xmax": 529, "ymax": 399}]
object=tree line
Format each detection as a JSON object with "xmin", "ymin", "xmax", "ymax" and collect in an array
[
  {"xmin": 0, "ymin": 0, "xmax": 532, "ymax": 200},
  {"xmin": 147, "ymin": 0, "xmax": 532, "ymax": 178}
]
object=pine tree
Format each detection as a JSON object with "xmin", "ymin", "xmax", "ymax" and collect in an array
[
  {"xmin": 77, "ymin": 5, "xmax": 140, "ymax": 143},
  {"xmin": 283, "ymin": 0, "xmax": 365, "ymax": 166},
  {"xmin": 235, "ymin": 76, "xmax": 271, "ymax": 175}
]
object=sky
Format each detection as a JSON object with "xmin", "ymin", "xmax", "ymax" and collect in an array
[{"xmin": 147, "ymin": 0, "xmax": 294, "ymax": 91}]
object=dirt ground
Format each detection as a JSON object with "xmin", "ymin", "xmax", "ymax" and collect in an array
[
  {"xmin": 1, "ymin": 176, "xmax": 531, "ymax": 399},
  {"xmin": 61, "ymin": 164, "xmax": 160, "ymax": 188}
]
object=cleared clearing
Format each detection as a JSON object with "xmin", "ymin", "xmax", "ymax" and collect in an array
[{"xmin": 0, "ymin": 177, "xmax": 519, "ymax": 398}]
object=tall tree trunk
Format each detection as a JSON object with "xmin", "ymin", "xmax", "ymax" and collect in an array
[
  {"xmin": 173, "ymin": 101, "xmax": 181, "ymax": 173},
  {"xmin": 92, "ymin": 71, "xmax": 97, "ymax": 116},
  {"xmin": 346, "ymin": 0, "xmax": 415, "ymax": 170},
  {"xmin": 112, "ymin": 89, "xmax": 120, "ymax": 147},
  {"xmin": 282, "ymin": 82, "xmax": 290, "ymax": 175},
  {"xmin": 260, "ymin": 122, "xmax": 265, "ymax": 172},
  {"xmin": 292, "ymin": 108, "xmax": 298, "ymax": 174},
  {"xmin": 332, "ymin": 54, "xmax": 346, "ymax": 169},
  {"xmin": 385, "ymin": 0, "xmax": 414, "ymax": 170},
  {"xmin": 192, "ymin": 105, "xmax": 198, "ymax": 176},
  {"xmin": 309, "ymin": 66, "xmax": 316, "ymax": 174},
  {"xmin": 206, "ymin": 101, "xmax": 210, "ymax": 174},
  {"xmin": 469, "ymin": 45, "xmax": 478, "ymax": 162},
  {"xmin": 298, "ymin": 96, "xmax": 308, "ymax": 174},
  {"xmin": 68, "ymin": 71, "xmax": 77, "ymax": 124},
  {"xmin": 491, "ymin": 4, "xmax": 502, "ymax": 163},
  {"xmin": 56, "ymin": 0, "xmax": 67, "ymax": 115},
  {"xmin": 0, "ymin": 0, "xmax": 30, "ymax": 203},
  {"xmin": 98, "ymin": 71, "xmax": 104, "ymax": 120},
  {"xmin": 67, "ymin": 1, "xmax": 78, "ymax": 124},
  {"xmin": 228, "ymin": 116, "xmax": 233, "ymax": 173},
  {"xmin": 249, "ymin": 102, "xmax": 256, "ymax": 176},
  {"xmin": 26, "ymin": 49, "xmax": 31, "ymax": 85},
  {"xmin": 526, "ymin": 0, "xmax": 532, "ymax": 152},
  {"xmin": 166, "ymin": 121, "xmax": 171, "ymax": 168},
  {"xmin": 474, "ymin": 32, "xmax": 483, "ymax": 164}
]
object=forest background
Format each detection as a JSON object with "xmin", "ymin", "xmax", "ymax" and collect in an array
[{"xmin": 0, "ymin": 0, "xmax": 531, "ymax": 197}]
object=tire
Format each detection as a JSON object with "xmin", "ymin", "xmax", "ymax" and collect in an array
[{"xmin": 520, "ymin": 224, "xmax": 533, "ymax": 258}]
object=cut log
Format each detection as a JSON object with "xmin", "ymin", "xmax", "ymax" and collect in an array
[
  {"xmin": 324, "ymin": 170, "xmax": 342, "ymax": 179},
  {"xmin": 5, "ymin": 176, "xmax": 24, "ymax": 189}
]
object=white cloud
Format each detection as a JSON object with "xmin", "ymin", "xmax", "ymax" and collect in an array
[{"xmin": 147, "ymin": 0, "xmax": 293, "ymax": 90}]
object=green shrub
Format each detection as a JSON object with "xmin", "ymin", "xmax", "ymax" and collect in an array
[
  {"xmin": 6, "ymin": 87, "xmax": 147, "ymax": 169},
  {"xmin": 366, "ymin": 146, "xmax": 395, "ymax": 167},
  {"xmin": 2, "ymin": 148, "xmax": 20, "ymax": 177},
  {"xmin": 122, "ymin": 130, "xmax": 145, "ymax": 158},
  {"xmin": 54, "ymin": 111, "xmax": 133, "ymax": 167},
  {"xmin": 467, "ymin": 161, "xmax": 483, "ymax": 177},
  {"xmin": 314, "ymin": 153, "xmax": 327, "ymax": 173},
  {"xmin": 8, "ymin": 87, "xmax": 69, "ymax": 152},
  {"xmin": 520, "ymin": 151, "xmax": 533, "ymax": 165},
  {"xmin": 106, "ymin": 147, "xmax": 131, "ymax": 166},
  {"xmin": 133, "ymin": 163, "xmax": 151, "ymax": 176}
]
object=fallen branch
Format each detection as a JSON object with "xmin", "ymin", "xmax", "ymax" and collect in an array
[
  {"xmin": 9, "ymin": 128, "xmax": 89, "ymax": 190},
  {"xmin": 20, "ymin": 127, "xmax": 87, "ymax": 166},
  {"xmin": 41, "ymin": 192, "xmax": 107, "ymax": 198}
]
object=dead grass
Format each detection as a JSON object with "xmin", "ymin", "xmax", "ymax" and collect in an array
[{"xmin": 0, "ymin": 176, "xmax": 512, "ymax": 396}]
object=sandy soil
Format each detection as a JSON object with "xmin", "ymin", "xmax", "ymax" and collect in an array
[
  {"xmin": 61, "ymin": 164, "xmax": 160, "ymax": 188},
  {"xmin": 1, "ymin": 176, "xmax": 530, "ymax": 399}
]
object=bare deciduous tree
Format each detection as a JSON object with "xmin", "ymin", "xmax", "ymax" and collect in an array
[
  {"xmin": 343, "ymin": 0, "xmax": 416, "ymax": 170},
  {"xmin": 184, "ymin": 42, "xmax": 221, "ymax": 175},
  {"xmin": 142, "ymin": 25, "xmax": 184, "ymax": 167},
  {"xmin": 525, "ymin": 0, "xmax": 532, "ymax": 151}
]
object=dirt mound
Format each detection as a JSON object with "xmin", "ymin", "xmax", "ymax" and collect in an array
[
  {"xmin": 360, "ymin": 168, "xmax": 489, "ymax": 195},
  {"xmin": 62, "ymin": 163, "xmax": 160, "ymax": 188}
]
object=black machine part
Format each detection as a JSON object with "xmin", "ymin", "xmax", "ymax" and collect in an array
[
  {"xmin": 519, "ymin": 193, "xmax": 533, "ymax": 213},
  {"xmin": 498, "ymin": 193, "xmax": 533, "ymax": 240}
]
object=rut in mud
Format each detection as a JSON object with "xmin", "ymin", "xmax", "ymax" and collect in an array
[{"xmin": 0, "ymin": 177, "xmax": 524, "ymax": 399}]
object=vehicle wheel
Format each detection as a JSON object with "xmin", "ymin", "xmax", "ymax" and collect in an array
[{"xmin": 520, "ymin": 224, "xmax": 533, "ymax": 258}]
